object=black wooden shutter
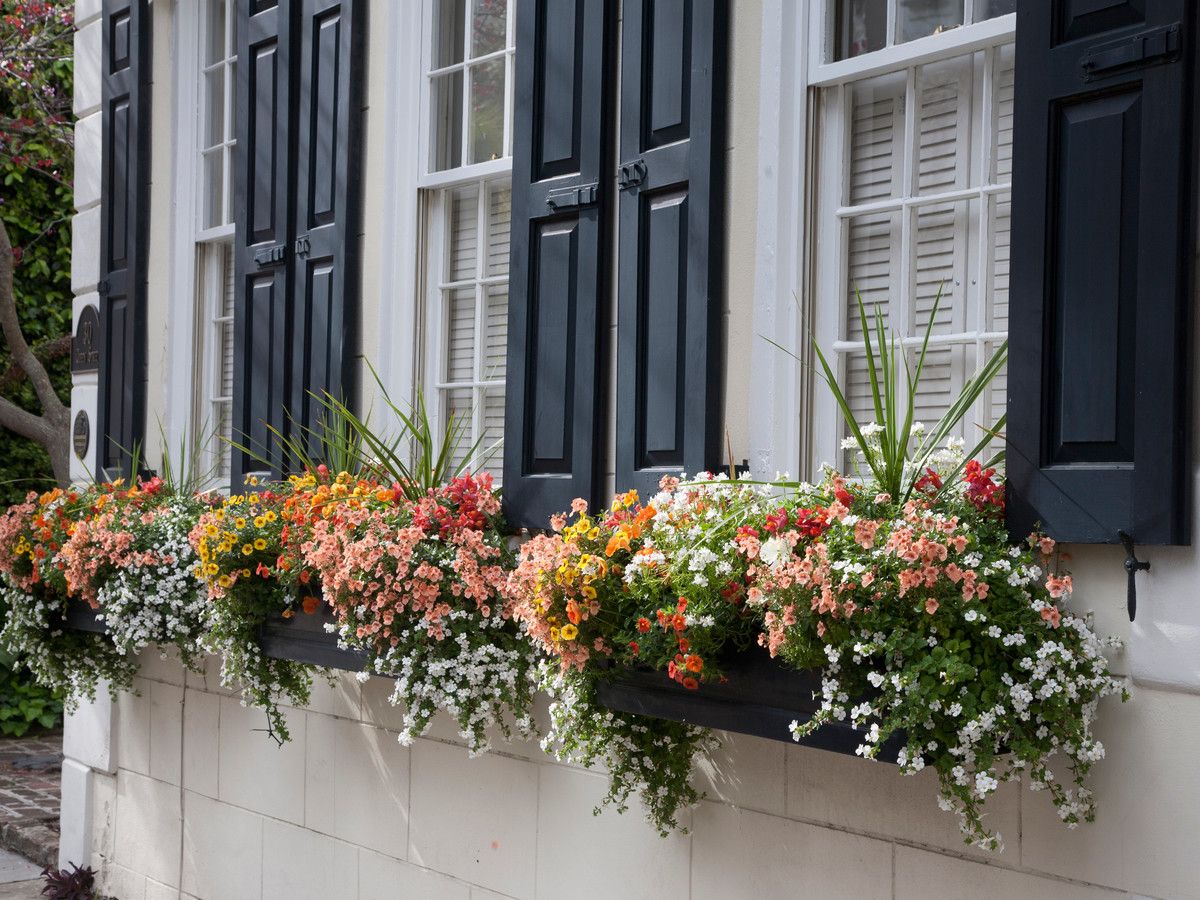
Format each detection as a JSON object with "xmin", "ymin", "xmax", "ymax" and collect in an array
[
  {"xmin": 98, "ymin": 0, "xmax": 150, "ymax": 480},
  {"xmin": 233, "ymin": 0, "xmax": 364, "ymax": 483},
  {"xmin": 289, "ymin": 0, "xmax": 364, "ymax": 455},
  {"xmin": 503, "ymin": 0, "xmax": 616, "ymax": 528},
  {"xmin": 614, "ymin": 0, "xmax": 728, "ymax": 496},
  {"xmin": 233, "ymin": 0, "xmax": 294, "ymax": 483},
  {"xmin": 1007, "ymin": 0, "xmax": 1197, "ymax": 545}
]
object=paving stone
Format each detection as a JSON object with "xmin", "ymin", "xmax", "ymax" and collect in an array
[{"xmin": 0, "ymin": 733, "xmax": 61, "ymax": 870}]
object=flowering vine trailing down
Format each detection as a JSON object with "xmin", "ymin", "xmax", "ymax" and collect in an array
[
  {"xmin": 286, "ymin": 467, "xmax": 536, "ymax": 754},
  {"xmin": 0, "ymin": 478, "xmax": 211, "ymax": 706},
  {"xmin": 506, "ymin": 452, "xmax": 1127, "ymax": 848},
  {"xmin": 190, "ymin": 480, "xmax": 317, "ymax": 743},
  {"xmin": 507, "ymin": 475, "xmax": 768, "ymax": 834}
]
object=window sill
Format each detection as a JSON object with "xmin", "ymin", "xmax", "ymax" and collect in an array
[
  {"xmin": 595, "ymin": 644, "xmax": 906, "ymax": 760},
  {"xmin": 258, "ymin": 604, "xmax": 366, "ymax": 671},
  {"xmin": 61, "ymin": 598, "xmax": 108, "ymax": 634}
]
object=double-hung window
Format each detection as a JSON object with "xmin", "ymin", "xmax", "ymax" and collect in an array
[
  {"xmin": 809, "ymin": 1, "xmax": 1014, "ymax": 473},
  {"xmin": 193, "ymin": 0, "xmax": 237, "ymax": 483},
  {"xmin": 420, "ymin": 0, "xmax": 515, "ymax": 480}
]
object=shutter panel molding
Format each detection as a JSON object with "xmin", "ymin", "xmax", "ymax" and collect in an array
[
  {"xmin": 233, "ymin": 0, "xmax": 294, "ymax": 483},
  {"xmin": 503, "ymin": 0, "xmax": 616, "ymax": 529},
  {"xmin": 615, "ymin": 0, "xmax": 729, "ymax": 496},
  {"xmin": 232, "ymin": 0, "xmax": 365, "ymax": 484},
  {"xmin": 98, "ymin": 0, "xmax": 151, "ymax": 480},
  {"xmin": 289, "ymin": 0, "xmax": 365, "ymax": 454},
  {"xmin": 1007, "ymin": 0, "xmax": 1198, "ymax": 545}
]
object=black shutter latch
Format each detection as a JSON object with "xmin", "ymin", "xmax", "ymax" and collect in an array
[
  {"xmin": 1081, "ymin": 23, "xmax": 1180, "ymax": 81},
  {"xmin": 1118, "ymin": 530, "xmax": 1151, "ymax": 622},
  {"xmin": 546, "ymin": 183, "xmax": 598, "ymax": 212},
  {"xmin": 618, "ymin": 159, "xmax": 647, "ymax": 190},
  {"xmin": 254, "ymin": 243, "xmax": 287, "ymax": 268}
]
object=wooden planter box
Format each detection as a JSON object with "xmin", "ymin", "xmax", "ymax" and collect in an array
[
  {"xmin": 61, "ymin": 597, "xmax": 109, "ymax": 634},
  {"xmin": 595, "ymin": 644, "xmax": 906, "ymax": 759},
  {"xmin": 258, "ymin": 603, "xmax": 367, "ymax": 671}
]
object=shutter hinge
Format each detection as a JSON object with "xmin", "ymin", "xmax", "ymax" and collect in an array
[
  {"xmin": 1118, "ymin": 530, "xmax": 1151, "ymax": 622},
  {"xmin": 254, "ymin": 243, "xmax": 287, "ymax": 268},
  {"xmin": 295, "ymin": 235, "xmax": 310, "ymax": 258},
  {"xmin": 1081, "ymin": 23, "xmax": 1180, "ymax": 81},
  {"xmin": 546, "ymin": 183, "xmax": 599, "ymax": 212},
  {"xmin": 618, "ymin": 159, "xmax": 647, "ymax": 191}
]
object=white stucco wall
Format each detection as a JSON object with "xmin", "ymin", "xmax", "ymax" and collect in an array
[{"xmin": 63, "ymin": 0, "xmax": 1200, "ymax": 897}]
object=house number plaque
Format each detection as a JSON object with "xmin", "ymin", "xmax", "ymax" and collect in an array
[
  {"xmin": 72, "ymin": 411, "xmax": 90, "ymax": 461},
  {"xmin": 71, "ymin": 305, "xmax": 100, "ymax": 373}
]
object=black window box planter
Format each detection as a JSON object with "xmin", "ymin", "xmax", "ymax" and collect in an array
[
  {"xmin": 60, "ymin": 597, "xmax": 109, "ymax": 634},
  {"xmin": 258, "ymin": 604, "xmax": 367, "ymax": 672},
  {"xmin": 595, "ymin": 644, "xmax": 905, "ymax": 760}
]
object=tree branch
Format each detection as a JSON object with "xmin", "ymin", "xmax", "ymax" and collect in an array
[
  {"xmin": 0, "ymin": 394, "xmax": 53, "ymax": 445},
  {"xmin": 0, "ymin": 218, "xmax": 66, "ymax": 420}
]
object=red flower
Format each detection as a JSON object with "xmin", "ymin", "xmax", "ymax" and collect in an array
[
  {"xmin": 764, "ymin": 507, "xmax": 789, "ymax": 534},
  {"xmin": 682, "ymin": 676, "xmax": 699, "ymax": 690},
  {"xmin": 636, "ymin": 617, "xmax": 651, "ymax": 633}
]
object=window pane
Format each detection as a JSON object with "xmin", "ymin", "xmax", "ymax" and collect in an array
[
  {"xmin": 432, "ymin": 70, "xmax": 464, "ymax": 171},
  {"xmin": 990, "ymin": 45, "xmax": 1015, "ymax": 183},
  {"xmin": 446, "ymin": 288, "xmax": 476, "ymax": 383},
  {"xmin": 202, "ymin": 150, "xmax": 224, "ymax": 228},
  {"xmin": 480, "ymin": 388, "xmax": 505, "ymax": 479},
  {"xmin": 976, "ymin": 0, "xmax": 1015, "ymax": 20},
  {"xmin": 448, "ymin": 185, "xmax": 480, "ymax": 281},
  {"xmin": 482, "ymin": 284, "xmax": 507, "ymax": 381},
  {"xmin": 471, "ymin": 0, "xmax": 507, "ymax": 58},
  {"xmin": 468, "ymin": 59, "xmax": 506, "ymax": 163},
  {"xmin": 443, "ymin": 387, "xmax": 475, "ymax": 475},
  {"xmin": 205, "ymin": 0, "xmax": 226, "ymax": 66},
  {"xmin": 848, "ymin": 72, "xmax": 905, "ymax": 204},
  {"xmin": 987, "ymin": 191, "xmax": 1011, "ymax": 332},
  {"xmin": 916, "ymin": 56, "xmax": 973, "ymax": 195},
  {"xmin": 434, "ymin": 0, "xmax": 466, "ymax": 67},
  {"xmin": 485, "ymin": 183, "xmax": 511, "ymax": 277},
  {"xmin": 844, "ymin": 211, "xmax": 900, "ymax": 339},
  {"xmin": 912, "ymin": 199, "xmax": 974, "ymax": 336},
  {"xmin": 835, "ymin": 0, "xmax": 886, "ymax": 61},
  {"xmin": 204, "ymin": 67, "xmax": 225, "ymax": 147},
  {"xmin": 896, "ymin": 0, "xmax": 964, "ymax": 44}
]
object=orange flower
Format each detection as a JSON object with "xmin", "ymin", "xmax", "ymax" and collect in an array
[
  {"xmin": 685, "ymin": 654, "xmax": 703, "ymax": 673},
  {"xmin": 566, "ymin": 600, "xmax": 581, "ymax": 625},
  {"xmin": 925, "ymin": 597, "xmax": 939, "ymax": 615},
  {"xmin": 636, "ymin": 617, "xmax": 651, "ymax": 633},
  {"xmin": 682, "ymin": 676, "xmax": 699, "ymax": 690},
  {"xmin": 672, "ymin": 614, "xmax": 686, "ymax": 632},
  {"xmin": 301, "ymin": 595, "xmax": 320, "ymax": 615}
]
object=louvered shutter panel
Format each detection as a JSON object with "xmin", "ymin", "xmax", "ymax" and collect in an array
[
  {"xmin": 98, "ymin": 0, "xmax": 150, "ymax": 479},
  {"xmin": 289, "ymin": 0, "xmax": 364, "ymax": 454},
  {"xmin": 503, "ymin": 0, "xmax": 615, "ymax": 528},
  {"xmin": 1007, "ymin": 0, "xmax": 1196, "ymax": 545},
  {"xmin": 233, "ymin": 0, "xmax": 294, "ymax": 484},
  {"xmin": 614, "ymin": 0, "xmax": 729, "ymax": 495}
]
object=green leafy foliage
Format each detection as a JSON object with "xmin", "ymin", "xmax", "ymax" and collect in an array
[
  {"xmin": 0, "ymin": 0, "xmax": 75, "ymax": 503},
  {"xmin": 0, "ymin": 648, "xmax": 61, "ymax": 736}
]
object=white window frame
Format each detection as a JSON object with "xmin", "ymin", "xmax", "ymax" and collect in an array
[
  {"xmin": 749, "ymin": 2, "xmax": 1014, "ymax": 482},
  {"xmin": 415, "ymin": 0, "xmax": 516, "ymax": 477},
  {"xmin": 167, "ymin": 0, "xmax": 237, "ymax": 486}
]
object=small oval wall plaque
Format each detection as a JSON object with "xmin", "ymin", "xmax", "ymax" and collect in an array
[
  {"xmin": 72, "ymin": 411, "xmax": 90, "ymax": 461},
  {"xmin": 71, "ymin": 305, "xmax": 100, "ymax": 373}
]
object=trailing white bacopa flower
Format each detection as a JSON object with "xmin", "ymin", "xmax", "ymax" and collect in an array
[{"xmin": 98, "ymin": 499, "xmax": 211, "ymax": 666}]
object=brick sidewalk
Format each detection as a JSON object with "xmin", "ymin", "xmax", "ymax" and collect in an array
[{"xmin": 0, "ymin": 731, "xmax": 60, "ymax": 869}]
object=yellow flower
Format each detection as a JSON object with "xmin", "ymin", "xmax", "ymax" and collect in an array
[
  {"xmin": 241, "ymin": 568, "xmax": 251, "ymax": 578},
  {"xmin": 264, "ymin": 510, "xmax": 277, "ymax": 522},
  {"xmin": 214, "ymin": 509, "xmax": 226, "ymax": 521},
  {"xmin": 560, "ymin": 624, "xmax": 579, "ymax": 641},
  {"xmin": 246, "ymin": 475, "xmax": 259, "ymax": 486},
  {"xmin": 205, "ymin": 562, "xmax": 218, "ymax": 576},
  {"xmin": 234, "ymin": 517, "xmax": 247, "ymax": 529},
  {"xmin": 205, "ymin": 524, "xmax": 218, "ymax": 537},
  {"xmin": 218, "ymin": 574, "xmax": 232, "ymax": 588},
  {"xmin": 253, "ymin": 538, "xmax": 267, "ymax": 551},
  {"xmin": 549, "ymin": 626, "xmax": 561, "ymax": 642},
  {"xmin": 253, "ymin": 517, "xmax": 265, "ymax": 528},
  {"xmin": 241, "ymin": 544, "xmax": 254, "ymax": 556}
]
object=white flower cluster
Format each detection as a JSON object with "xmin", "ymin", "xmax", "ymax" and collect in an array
[
  {"xmin": 361, "ymin": 608, "xmax": 536, "ymax": 756},
  {"xmin": 98, "ymin": 500, "xmax": 211, "ymax": 664}
]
